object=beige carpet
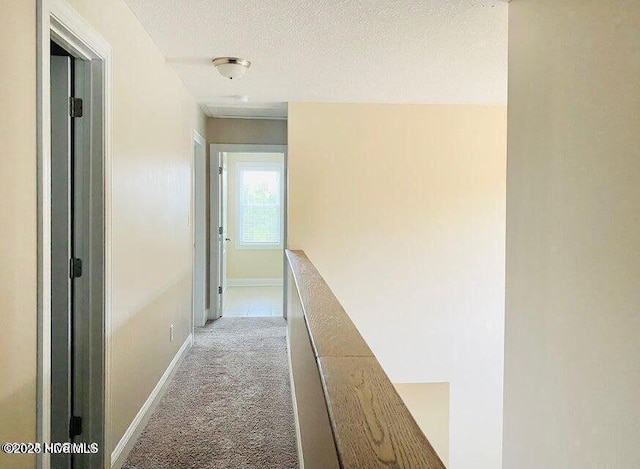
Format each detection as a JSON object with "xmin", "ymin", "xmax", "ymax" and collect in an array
[{"xmin": 123, "ymin": 318, "xmax": 299, "ymax": 469}]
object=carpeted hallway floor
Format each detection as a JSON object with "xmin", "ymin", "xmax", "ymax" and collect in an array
[{"xmin": 123, "ymin": 317, "xmax": 299, "ymax": 469}]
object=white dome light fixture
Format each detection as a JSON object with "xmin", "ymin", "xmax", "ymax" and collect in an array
[{"xmin": 212, "ymin": 57, "xmax": 251, "ymax": 80}]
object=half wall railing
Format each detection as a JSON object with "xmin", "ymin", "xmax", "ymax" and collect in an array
[{"xmin": 286, "ymin": 250, "xmax": 446, "ymax": 469}]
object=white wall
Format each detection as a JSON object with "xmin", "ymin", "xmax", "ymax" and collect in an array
[
  {"xmin": 394, "ymin": 383, "xmax": 450, "ymax": 466},
  {"xmin": 288, "ymin": 102, "xmax": 507, "ymax": 468},
  {"xmin": 504, "ymin": 1, "xmax": 640, "ymax": 467},
  {"xmin": 0, "ymin": 0, "xmax": 205, "ymax": 466}
]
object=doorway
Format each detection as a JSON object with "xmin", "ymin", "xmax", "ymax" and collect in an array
[
  {"xmin": 49, "ymin": 37, "xmax": 105, "ymax": 469},
  {"xmin": 192, "ymin": 132, "xmax": 207, "ymax": 328},
  {"xmin": 38, "ymin": 5, "xmax": 111, "ymax": 467},
  {"xmin": 209, "ymin": 145, "xmax": 287, "ymax": 320}
]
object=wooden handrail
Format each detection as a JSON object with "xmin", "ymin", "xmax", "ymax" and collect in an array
[{"xmin": 286, "ymin": 250, "xmax": 445, "ymax": 469}]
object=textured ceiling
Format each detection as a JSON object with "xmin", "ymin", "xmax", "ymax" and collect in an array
[{"xmin": 124, "ymin": 1, "xmax": 508, "ymax": 117}]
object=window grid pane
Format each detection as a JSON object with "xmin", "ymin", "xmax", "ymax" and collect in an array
[{"xmin": 240, "ymin": 169, "xmax": 280, "ymax": 245}]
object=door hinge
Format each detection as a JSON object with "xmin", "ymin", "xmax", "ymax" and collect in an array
[
  {"xmin": 69, "ymin": 97, "xmax": 83, "ymax": 118},
  {"xmin": 218, "ymin": 166, "xmax": 222, "ymax": 175},
  {"xmin": 69, "ymin": 416, "xmax": 82, "ymax": 438},
  {"xmin": 69, "ymin": 258, "xmax": 83, "ymax": 278},
  {"xmin": 218, "ymin": 226, "xmax": 223, "ymax": 235},
  {"xmin": 218, "ymin": 286, "xmax": 222, "ymax": 295}
]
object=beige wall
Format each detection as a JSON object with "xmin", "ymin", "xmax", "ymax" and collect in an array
[
  {"xmin": 207, "ymin": 118, "xmax": 287, "ymax": 146},
  {"xmin": 0, "ymin": 1, "xmax": 38, "ymax": 467},
  {"xmin": 0, "ymin": 0, "xmax": 205, "ymax": 466},
  {"xmin": 226, "ymin": 153, "xmax": 284, "ymax": 280},
  {"xmin": 394, "ymin": 383, "xmax": 450, "ymax": 466},
  {"xmin": 504, "ymin": 1, "xmax": 640, "ymax": 467},
  {"xmin": 288, "ymin": 102, "xmax": 506, "ymax": 468}
]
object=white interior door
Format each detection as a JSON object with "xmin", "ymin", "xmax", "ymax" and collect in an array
[
  {"xmin": 193, "ymin": 136, "xmax": 206, "ymax": 327},
  {"xmin": 209, "ymin": 148, "xmax": 225, "ymax": 320},
  {"xmin": 217, "ymin": 152, "xmax": 228, "ymax": 316},
  {"xmin": 210, "ymin": 149, "xmax": 220, "ymax": 320}
]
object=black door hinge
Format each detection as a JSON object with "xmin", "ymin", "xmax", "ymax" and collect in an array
[
  {"xmin": 218, "ymin": 166, "xmax": 222, "ymax": 175},
  {"xmin": 218, "ymin": 226, "xmax": 223, "ymax": 235},
  {"xmin": 69, "ymin": 97, "xmax": 83, "ymax": 118},
  {"xmin": 70, "ymin": 258, "xmax": 83, "ymax": 278},
  {"xmin": 218, "ymin": 286, "xmax": 222, "ymax": 295},
  {"xmin": 69, "ymin": 416, "xmax": 82, "ymax": 438}
]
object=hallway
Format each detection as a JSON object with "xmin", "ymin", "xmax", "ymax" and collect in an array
[
  {"xmin": 123, "ymin": 318, "xmax": 298, "ymax": 469},
  {"xmin": 223, "ymin": 286, "xmax": 284, "ymax": 317}
]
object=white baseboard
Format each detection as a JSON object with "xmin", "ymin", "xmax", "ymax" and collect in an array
[
  {"xmin": 226, "ymin": 278, "xmax": 283, "ymax": 287},
  {"xmin": 110, "ymin": 334, "xmax": 193, "ymax": 468}
]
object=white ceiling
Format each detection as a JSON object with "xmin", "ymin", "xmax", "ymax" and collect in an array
[{"xmin": 124, "ymin": 1, "xmax": 508, "ymax": 118}]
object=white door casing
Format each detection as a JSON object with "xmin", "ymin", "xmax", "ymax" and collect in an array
[
  {"xmin": 221, "ymin": 154, "xmax": 228, "ymax": 311},
  {"xmin": 192, "ymin": 131, "xmax": 207, "ymax": 327},
  {"xmin": 37, "ymin": 1, "xmax": 112, "ymax": 467}
]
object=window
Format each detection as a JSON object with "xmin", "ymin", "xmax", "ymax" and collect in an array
[{"xmin": 236, "ymin": 162, "xmax": 283, "ymax": 248}]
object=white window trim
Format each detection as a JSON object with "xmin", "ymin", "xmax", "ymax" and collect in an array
[{"xmin": 235, "ymin": 161, "xmax": 284, "ymax": 250}]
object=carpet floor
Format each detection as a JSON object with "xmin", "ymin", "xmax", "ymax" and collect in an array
[{"xmin": 123, "ymin": 317, "xmax": 299, "ymax": 469}]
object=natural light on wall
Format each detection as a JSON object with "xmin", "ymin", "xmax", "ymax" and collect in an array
[{"xmin": 236, "ymin": 162, "xmax": 283, "ymax": 248}]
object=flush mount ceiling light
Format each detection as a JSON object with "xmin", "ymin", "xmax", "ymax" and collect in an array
[{"xmin": 212, "ymin": 57, "xmax": 251, "ymax": 80}]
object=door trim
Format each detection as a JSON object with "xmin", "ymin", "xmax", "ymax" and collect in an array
[
  {"xmin": 37, "ymin": 1, "xmax": 113, "ymax": 467},
  {"xmin": 208, "ymin": 144, "xmax": 288, "ymax": 320},
  {"xmin": 191, "ymin": 129, "xmax": 206, "ymax": 333}
]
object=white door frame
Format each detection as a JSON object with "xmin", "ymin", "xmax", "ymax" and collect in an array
[
  {"xmin": 191, "ymin": 130, "xmax": 207, "ymax": 331},
  {"xmin": 37, "ymin": 1, "xmax": 113, "ymax": 467},
  {"xmin": 209, "ymin": 144, "xmax": 288, "ymax": 319}
]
